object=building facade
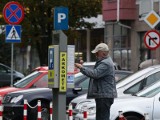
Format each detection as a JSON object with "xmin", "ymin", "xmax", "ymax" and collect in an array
[{"xmin": 103, "ymin": 0, "xmax": 160, "ymax": 71}]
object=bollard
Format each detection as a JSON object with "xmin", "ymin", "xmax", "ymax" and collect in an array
[
  {"xmin": 0, "ymin": 96, "xmax": 3, "ymax": 120},
  {"xmin": 50, "ymin": 102, "xmax": 53, "ymax": 120},
  {"xmin": 118, "ymin": 111, "xmax": 126, "ymax": 120},
  {"xmin": 37, "ymin": 100, "xmax": 42, "ymax": 120},
  {"xmin": 144, "ymin": 113, "xmax": 149, "ymax": 120},
  {"xmin": 68, "ymin": 104, "xmax": 73, "ymax": 120},
  {"xmin": 83, "ymin": 111, "xmax": 87, "ymax": 120},
  {"xmin": 23, "ymin": 99, "xmax": 27, "ymax": 120},
  {"xmin": 83, "ymin": 105, "xmax": 88, "ymax": 120}
]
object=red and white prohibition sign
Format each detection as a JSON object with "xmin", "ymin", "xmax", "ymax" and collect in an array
[{"xmin": 144, "ymin": 30, "xmax": 160, "ymax": 50}]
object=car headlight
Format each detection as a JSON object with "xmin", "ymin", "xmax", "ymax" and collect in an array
[
  {"xmin": 10, "ymin": 95, "xmax": 23, "ymax": 103},
  {"xmin": 80, "ymin": 105, "xmax": 96, "ymax": 115},
  {"xmin": 76, "ymin": 101, "xmax": 90, "ymax": 109},
  {"xmin": 76, "ymin": 101, "xmax": 96, "ymax": 115}
]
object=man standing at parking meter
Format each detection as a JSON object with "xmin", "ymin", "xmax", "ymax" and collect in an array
[{"xmin": 75, "ymin": 43, "xmax": 117, "ymax": 120}]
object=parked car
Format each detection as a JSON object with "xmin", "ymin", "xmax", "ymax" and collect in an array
[
  {"xmin": 2, "ymin": 73, "xmax": 88, "ymax": 120},
  {"xmin": 0, "ymin": 63, "xmax": 24, "ymax": 87},
  {"xmin": 68, "ymin": 65, "xmax": 160, "ymax": 112},
  {"xmin": 0, "ymin": 67, "xmax": 48, "ymax": 97},
  {"xmin": 138, "ymin": 59, "xmax": 159, "ymax": 70},
  {"xmin": 74, "ymin": 80, "xmax": 160, "ymax": 120},
  {"xmin": 0, "ymin": 65, "xmax": 83, "ymax": 97},
  {"xmin": 82, "ymin": 62, "xmax": 121, "ymax": 70},
  {"xmin": 2, "ymin": 70, "xmax": 132, "ymax": 120},
  {"xmin": 74, "ymin": 61, "xmax": 121, "ymax": 73},
  {"xmin": 114, "ymin": 70, "xmax": 133, "ymax": 82}
]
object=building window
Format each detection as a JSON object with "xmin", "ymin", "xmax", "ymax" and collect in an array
[{"xmin": 105, "ymin": 23, "xmax": 131, "ymax": 70}]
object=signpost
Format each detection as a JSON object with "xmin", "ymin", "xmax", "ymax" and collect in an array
[
  {"xmin": 5, "ymin": 25, "xmax": 21, "ymax": 43},
  {"xmin": 3, "ymin": 1, "xmax": 24, "ymax": 86},
  {"xmin": 3, "ymin": 1, "xmax": 24, "ymax": 25},
  {"xmin": 51, "ymin": 30, "xmax": 67, "ymax": 120},
  {"xmin": 144, "ymin": 10, "xmax": 160, "ymax": 29},
  {"xmin": 54, "ymin": 7, "xmax": 68, "ymax": 30},
  {"xmin": 49, "ymin": 7, "xmax": 69, "ymax": 120},
  {"xmin": 144, "ymin": 30, "xmax": 160, "ymax": 50}
]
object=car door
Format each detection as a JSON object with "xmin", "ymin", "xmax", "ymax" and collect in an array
[{"xmin": 151, "ymin": 92, "xmax": 160, "ymax": 120}]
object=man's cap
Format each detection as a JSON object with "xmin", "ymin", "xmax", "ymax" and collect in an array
[{"xmin": 91, "ymin": 43, "xmax": 109, "ymax": 53}]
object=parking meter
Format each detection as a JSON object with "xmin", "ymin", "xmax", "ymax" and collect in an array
[{"xmin": 48, "ymin": 45, "xmax": 59, "ymax": 88}]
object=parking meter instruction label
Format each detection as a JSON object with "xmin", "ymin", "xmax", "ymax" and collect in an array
[
  {"xmin": 49, "ymin": 48, "xmax": 54, "ymax": 69},
  {"xmin": 48, "ymin": 70, "xmax": 54, "ymax": 85},
  {"xmin": 59, "ymin": 52, "xmax": 67, "ymax": 92},
  {"xmin": 48, "ymin": 46, "xmax": 54, "ymax": 87}
]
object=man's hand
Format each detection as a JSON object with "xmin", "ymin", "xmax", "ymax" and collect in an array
[{"xmin": 75, "ymin": 63, "xmax": 83, "ymax": 69}]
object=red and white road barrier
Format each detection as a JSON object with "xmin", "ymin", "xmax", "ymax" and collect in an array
[
  {"xmin": 68, "ymin": 104, "xmax": 73, "ymax": 120},
  {"xmin": 144, "ymin": 113, "xmax": 149, "ymax": 120},
  {"xmin": 118, "ymin": 111, "xmax": 126, "ymax": 120},
  {"xmin": 50, "ymin": 102, "xmax": 53, "ymax": 120},
  {"xmin": 0, "ymin": 96, "xmax": 3, "ymax": 120},
  {"xmin": 37, "ymin": 100, "xmax": 42, "ymax": 120},
  {"xmin": 23, "ymin": 99, "xmax": 27, "ymax": 120}
]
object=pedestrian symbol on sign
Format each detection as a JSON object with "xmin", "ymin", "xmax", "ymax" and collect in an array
[
  {"xmin": 5, "ymin": 25, "xmax": 21, "ymax": 43},
  {"xmin": 11, "ymin": 28, "xmax": 16, "ymax": 39},
  {"xmin": 7, "ymin": 26, "xmax": 20, "ymax": 40}
]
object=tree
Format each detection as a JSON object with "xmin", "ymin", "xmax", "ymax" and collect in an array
[{"xmin": 0, "ymin": 0, "xmax": 102, "ymax": 66}]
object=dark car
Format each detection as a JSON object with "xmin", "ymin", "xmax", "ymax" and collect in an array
[
  {"xmin": 2, "ymin": 71, "xmax": 132, "ymax": 120},
  {"xmin": 0, "ymin": 63, "xmax": 24, "ymax": 87},
  {"xmin": 2, "ymin": 73, "xmax": 89, "ymax": 120}
]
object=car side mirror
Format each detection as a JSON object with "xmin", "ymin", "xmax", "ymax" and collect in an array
[{"xmin": 73, "ymin": 87, "xmax": 82, "ymax": 94}]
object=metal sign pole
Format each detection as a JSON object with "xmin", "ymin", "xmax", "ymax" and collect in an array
[
  {"xmin": 11, "ymin": 43, "xmax": 14, "ymax": 86},
  {"xmin": 52, "ymin": 7, "xmax": 68, "ymax": 120},
  {"xmin": 52, "ymin": 30, "xmax": 67, "ymax": 120}
]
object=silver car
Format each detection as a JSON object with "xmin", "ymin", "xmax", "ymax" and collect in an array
[
  {"xmin": 69, "ymin": 65, "xmax": 160, "ymax": 116},
  {"xmin": 74, "ymin": 80, "xmax": 160, "ymax": 120},
  {"xmin": 0, "ymin": 63, "xmax": 24, "ymax": 87}
]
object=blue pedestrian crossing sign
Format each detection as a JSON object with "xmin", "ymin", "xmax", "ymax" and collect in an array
[{"xmin": 5, "ymin": 25, "xmax": 21, "ymax": 43}]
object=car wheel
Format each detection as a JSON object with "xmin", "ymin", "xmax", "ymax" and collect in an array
[
  {"xmin": 125, "ymin": 116, "xmax": 141, "ymax": 120},
  {"xmin": 28, "ymin": 101, "xmax": 50, "ymax": 120}
]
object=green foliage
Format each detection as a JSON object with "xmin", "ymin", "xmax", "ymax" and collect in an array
[{"xmin": 0, "ymin": 0, "xmax": 102, "ymax": 65}]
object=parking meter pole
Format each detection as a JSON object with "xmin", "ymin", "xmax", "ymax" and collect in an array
[
  {"xmin": 11, "ymin": 43, "xmax": 14, "ymax": 87},
  {"xmin": 52, "ymin": 30, "xmax": 67, "ymax": 120}
]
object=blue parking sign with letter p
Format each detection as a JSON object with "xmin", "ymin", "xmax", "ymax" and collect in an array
[{"xmin": 54, "ymin": 7, "xmax": 68, "ymax": 30}]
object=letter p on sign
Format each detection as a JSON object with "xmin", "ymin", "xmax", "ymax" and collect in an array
[
  {"xmin": 58, "ymin": 13, "xmax": 66, "ymax": 23},
  {"xmin": 54, "ymin": 7, "xmax": 68, "ymax": 30}
]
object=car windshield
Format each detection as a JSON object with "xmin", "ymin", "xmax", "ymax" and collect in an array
[
  {"xmin": 116, "ymin": 67, "xmax": 154, "ymax": 88},
  {"xmin": 115, "ymin": 72, "xmax": 132, "ymax": 82},
  {"xmin": 14, "ymin": 71, "xmax": 42, "ymax": 88}
]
